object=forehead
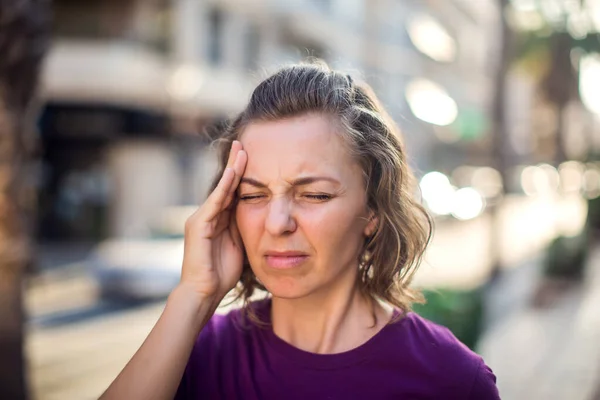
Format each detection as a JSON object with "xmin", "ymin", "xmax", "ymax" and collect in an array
[{"xmin": 240, "ymin": 114, "xmax": 358, "ymax": 178}]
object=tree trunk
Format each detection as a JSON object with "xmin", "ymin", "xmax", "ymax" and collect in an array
[
  {"xmin": 489, "ymin": 0, "xmax": 514, "ymax": 282},
  {"xmin": 0, "ymin": 1, "xmax": 50, "ymax": 398},
  {"xmin": 542, "ymin": 32, "xmax": 577, "ymax": 165},
  {"xmin": 554, "ymin": 104, "xmax": 567, "ymax": 164}
]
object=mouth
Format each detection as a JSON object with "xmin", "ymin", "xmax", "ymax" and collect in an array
[{"xmin": 264, "ymin": 251, "xmax": 309, "ymax": 269}]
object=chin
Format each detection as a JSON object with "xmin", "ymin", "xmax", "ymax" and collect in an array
[
  {"xmin": 258, "ymin": 274, "xmax": 318, "ymax": 300},
  {"xmin": 268, "ymin": 287, "xmax": 312, "ymax": 300}
]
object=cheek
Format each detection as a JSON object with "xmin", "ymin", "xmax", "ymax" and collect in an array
[
  {"xmin": 235, "ymin": 206, "xmax": 263, "ymax": 246},
  {"xmin": 303, "ymin": 204, "xmax": 367, "ymax": 248}
]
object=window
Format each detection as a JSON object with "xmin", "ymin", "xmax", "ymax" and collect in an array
[{"xmin": 207, "ymin": 8, "xmax": 223, "ymax": 65}]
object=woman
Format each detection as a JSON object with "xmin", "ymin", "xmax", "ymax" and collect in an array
[{"xmin": 101, "ymin": 62, "xmax": 500, "ymax": 399}]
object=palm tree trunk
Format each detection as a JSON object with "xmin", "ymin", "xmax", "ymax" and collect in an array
[
  {"xmin": 489, "ymin": 0, "xmax": 514, "ymax": 281},
  {"xmin": 0, "ymin": 1, "xmax": 50, "ymax": 398},
  {"xmin": 543, "ymin": 32, "xmax": 576, "ymax": 165}
]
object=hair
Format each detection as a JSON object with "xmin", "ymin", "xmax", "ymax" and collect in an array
[{"xmin": 207, "ymin": 60, "xmax": 433, "ymax": 322}]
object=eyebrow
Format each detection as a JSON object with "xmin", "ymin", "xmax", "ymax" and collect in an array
[{"xmin": 239, "ymin": 176, "xmax": 340, "ymax": 188}]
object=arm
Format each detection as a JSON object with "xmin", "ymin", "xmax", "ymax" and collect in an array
[
  {"xmin": 100, "ymin": 141, "xmax": 247, "ymax": 400},
  {"xmin": 99, "ymin": 286, "xmax": 220, "ymax": 400}
]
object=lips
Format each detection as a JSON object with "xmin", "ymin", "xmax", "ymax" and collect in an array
[{"xmin": 264, "ymin": 251, "xmax": 309, "ymax": 269}]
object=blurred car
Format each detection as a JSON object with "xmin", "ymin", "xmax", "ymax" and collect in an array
[{"xmin": 89, "ymin": 206, "xmax": 196, "ymax": 301}]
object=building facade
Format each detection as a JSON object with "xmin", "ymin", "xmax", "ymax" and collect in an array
[{"xmin": 39, "ymin": 0, "xmax": 501, "ymax": 241}]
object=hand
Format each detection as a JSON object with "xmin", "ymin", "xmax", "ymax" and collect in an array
[{"xmin": 179, "ymin": 140, "xmax": 247, "ymax": 301}]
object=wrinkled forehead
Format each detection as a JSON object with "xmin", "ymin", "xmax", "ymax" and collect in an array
[{"xmin": 239, "ymin": 114, "xmax": 360, "ymax": 181}]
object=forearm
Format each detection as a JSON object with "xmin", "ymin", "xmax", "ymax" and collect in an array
[{"xmin": 100, "ymin": 285, "xmax": 220, "ymax": 400}]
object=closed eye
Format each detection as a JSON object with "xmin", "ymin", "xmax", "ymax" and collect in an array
[
  {"xmin": 239, "ymin": 194, "xmax": 266, "ymax": 201},
  {"xmin": 303, "ymin": 194, "xmax": 332, "ymax": 201},
  {"xmin": 239, "ymin": 193, "xmax": 333, "ymax": 202}
]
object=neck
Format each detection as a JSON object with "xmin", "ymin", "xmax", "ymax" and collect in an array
[{"xmin": 270, "ymin": 272, "xmax": 392, "ymax": 354}]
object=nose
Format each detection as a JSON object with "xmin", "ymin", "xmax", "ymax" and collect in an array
[{"xmin": 265, "ymin": 196, "xmax": 297, "ymax": 236}]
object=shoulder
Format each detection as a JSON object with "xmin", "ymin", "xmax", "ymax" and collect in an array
[
  {"xmin": 386, "ymin": 312, "xmax": 500, "ymax": 399},
  {"xmin": 393, "ymin": 312, "xmax": 477, "ymax": 362}
]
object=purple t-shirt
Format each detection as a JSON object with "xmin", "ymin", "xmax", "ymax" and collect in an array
[{"xmin": 175, "ymin": 299, "xmax": 500, "ymax": 399}]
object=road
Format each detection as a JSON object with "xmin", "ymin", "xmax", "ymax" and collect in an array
[{"xmin": 25, "ymin": 194, "xmax": 587, "ymax": 400}]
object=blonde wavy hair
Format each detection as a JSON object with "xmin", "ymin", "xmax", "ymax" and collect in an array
[{"xmin": 208, "ymin": 61, "xmax": 433, "ymax": 318}]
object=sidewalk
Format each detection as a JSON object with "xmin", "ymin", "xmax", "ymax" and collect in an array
[{"xmin": 478, "ymin": 243, "xmax": 600, "ymax": 400}]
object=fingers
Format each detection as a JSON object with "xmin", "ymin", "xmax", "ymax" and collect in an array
[
  {"xmin": 226, "ymin": 140, "xmax": 242, "ymax": 169},
  {"xmin": 201, "ymin": 167, "xmax": 235, "ymax": 221},
  {"xmin": 199, "ymin": 141, "xmax": 247, "ymax": 221},
  {"xmin": 223, "ymin": 148, "xmax": 247, "ymax": 209}
]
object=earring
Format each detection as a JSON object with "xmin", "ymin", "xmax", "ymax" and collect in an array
[
  {"xmin": 359, "ymin": 249, "xmax": 374, "ymax": 282},
  {"xmin": 361, "ymin": 249, "xmax": 373, "ymax": 265}
]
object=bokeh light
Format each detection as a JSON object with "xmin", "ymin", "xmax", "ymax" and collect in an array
[{"xmin": 451, "ymin": 187, "xmax": 485, "ymax": 220}]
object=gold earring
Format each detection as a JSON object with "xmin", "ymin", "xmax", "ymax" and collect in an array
[
  {"xmin": 360, "ymin": 249, "xmax": 372, "ymax": 266},
  {"xmin": 358, "ymin": 250, "xmax": 373, "ymax": 270},
  {"xmin": 359, "ymin": 250, "xmax": 374, "ymax": 282}
]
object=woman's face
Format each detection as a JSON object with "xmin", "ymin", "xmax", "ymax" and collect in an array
[{"xmin": 236, "ymin": 113, "xmax": 376, "ymax": 300}]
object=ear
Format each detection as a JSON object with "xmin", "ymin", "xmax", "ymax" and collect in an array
[{"xmin": 364, "ymin": 210, "xmax": 378, "ymax": 237}]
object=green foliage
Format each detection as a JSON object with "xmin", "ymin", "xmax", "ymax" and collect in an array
[
  {"xmin": 514, "ymin": 30, "xmax": 552, "ymax": 75},
  {"xmin": 543, "ymin": 229, "xmax": 590, "ymax": 279},
  {"xmin": 515, "ymin": 30, "xmax": 600, "ymax": 69},
  {"xmin": 573, "ymin": 33, "xmax": 600, "ymax": 54},
  {"xmin": 587, "ymin": 196, "xmax": 600, "ymax": 231},
  {"xmin": 413, "ymin": 288, "xmax": 484, "ymax": 350},
  {"xmin": 450, "ymin": 108, "xmax": 488, "ymax": 141},
  {"xmin": 511, "ymin": 13, "xmax": 600, "ymax": 106}
]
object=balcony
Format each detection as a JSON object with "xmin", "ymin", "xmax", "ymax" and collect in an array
[
  {"xmin": 41, "ymin": 39, "xmax": 254, "ymax": 122},
  {"xmin": 41, "ymin": 40, "xmax": 169, "ymax": 111}
]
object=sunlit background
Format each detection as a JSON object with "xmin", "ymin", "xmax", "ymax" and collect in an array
[{"xmin": 14, "ymin": 0, "xmax": 600, "ymax": 399}]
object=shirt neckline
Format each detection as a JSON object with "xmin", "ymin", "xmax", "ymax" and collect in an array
[{"xmin": 255, "ymin": 298, "xmax": 407, "ymax": 370}]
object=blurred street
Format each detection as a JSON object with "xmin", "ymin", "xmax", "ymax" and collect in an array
[
  {"xmin": 1, "ymin": 0, "xmax": 599, "ymax": 399},
  {"xmin": 480, "ymin": 244, "xmax": 600, "ymax": 400},
  {"xmin": 25, "ymin": 193, "xmax": 589, "ymax": 400}
]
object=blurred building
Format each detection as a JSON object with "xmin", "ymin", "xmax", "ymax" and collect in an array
[
  {"xmin": 375, "ymin": 0, "xmax": 500, "ymax": 173},
  {"xmin": 38, "ymin": 0, "xmax": 501, "ymax": 242}
]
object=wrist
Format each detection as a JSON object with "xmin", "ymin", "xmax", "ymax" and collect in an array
[
  {"xmin": 171, "ymin": 282, "xmax": 219, "ymax": 304},
  {"xmin": 167, "ymin": 284, "xmax": 223, "ymax": 331}
]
